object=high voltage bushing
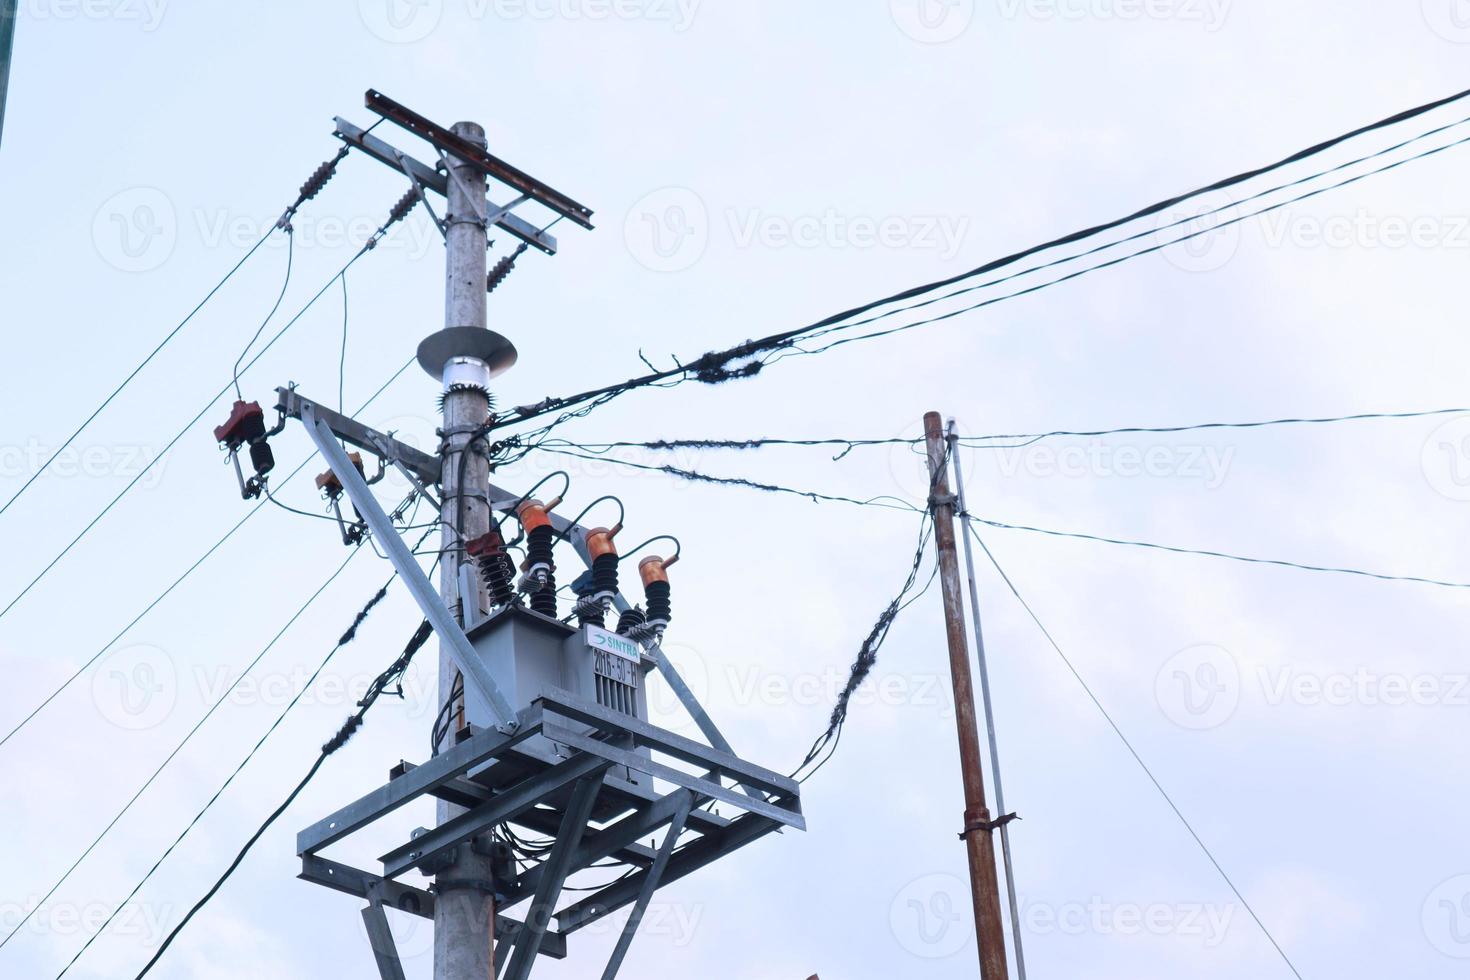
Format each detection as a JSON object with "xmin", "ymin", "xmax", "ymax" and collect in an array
[
  {"xmin": 572, "ymin": 526, "xmax": 621, "ymax": 628},
  {"xmin": 466, "ymin": 527, "xmax": 517, "ymax": 609},
  {"xmin": 639, "ymin": 555, "xmax": 674, "ymax": 636},
  {"xmin": 518, "ymin": 499, "xmax": 559, "ymax": 617}
]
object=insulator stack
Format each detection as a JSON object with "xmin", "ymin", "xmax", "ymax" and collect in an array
[
  {"xmin": 577, "ymin": 525, "xmax": 622, "ymax": 628},
  {"xmin": 387, "ymin": 188, "xmax": 419, "ymax": 228},
  {"xmin": 298, "ymin": 147, "xmax": 348, "ymax": 205},
  {"xmin": 518, "ymin": 499, "xmax": 558, "ymax": 618},
  {"xmin": 465, "ymin": 529, "xmax": 516, "ymax": 610},
  {"xmin": 616, "ymin": 605, "xmax": 646, "ymax": 636},
  {"xmin": 639, "ymin": 555, "xmax": 674, "ymax": 637}
]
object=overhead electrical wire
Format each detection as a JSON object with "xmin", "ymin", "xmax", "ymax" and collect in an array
[
  {"xmin": 777, "ymin": 112, "xmax": 1470, "ymax": 357},
  {"xmin": 0, "ymin": 145, "xmax": 353, "ymax": 525},
  {"xmin": 969, "ymin": 527, "xmax": 1303, "ymax": 980},
  {"xmin": 50, "ymin": 572, "xmax": 411, "ymax": 980},
  {"xmin": 0, "ymin": 356, "xmax": 416, "ymax": 751},
  {"xmin": 792, "ymin": 444, "xmax": 950, "ymax": 783},
  {"xmin": 973, "ymin": 516, "xmax": 1470, "ymax": 590},
  {"xmin": 530, "ymin": 445, "xmax": 923, "ymax": 512},
  {"xmin": 1, "ymin": 545, "xmax": 365, "ymax": 951},
  {"xmin": 489, "ymin": 87, "xmax": 1470, "ymax": 434},
  {"xmin": 773, "ymin": 129, "xmax": 1470, "ymax": 364},
  {"xmin": 959, "ymin": 407, "xmax": 1470, "ymax": 448},
  {"xmin": 231, "ymin": 227, "xmax": 296, "ymax": 400},
  {"xmin": 128, "ymin": 615, "xmax": 438, "ymax": 979},
  {"xmin": 0, "ymin": 194, "xmax": 420, "ymax": 631}
]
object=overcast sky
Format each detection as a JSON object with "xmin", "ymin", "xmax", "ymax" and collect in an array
[{"xmin": 3, "ymin": 2, "xmax": 1470, "ymax": 978}]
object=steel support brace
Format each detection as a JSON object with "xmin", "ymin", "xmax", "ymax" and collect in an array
[
  {"xmin": 297, "ymin": 710, "xmax": 539, "ymax": 856},
  {"xmin": 333, "ymin": 118, "xmax": 559, "ymax": 254},
  {"xmin": 301, "ymin": 407, "xmax": 517, "ymax": 729},
  {"xmin": 559, "ymin": 812, "xmax": 781, "ymax": 935},
  {"xmin": 600, "ymin": 794, "xmax": 693, "ymax": 980},
  {"xmin": 362, "ymin": 899, "xmax": 408, "ymax": 980},
  {"xmin": 502, "ymin": 777, "xmax": 604, "ymax": 980},
  {"xmin": 379, "ymin": 748, "xmax": 617, "ymax": 878}
]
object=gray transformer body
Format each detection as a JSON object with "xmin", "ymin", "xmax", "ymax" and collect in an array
[{"xmin": 461, "ymin": 604, "xmax": 654, "ymax": 790}]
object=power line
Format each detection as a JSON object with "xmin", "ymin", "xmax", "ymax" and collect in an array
[
  {"xmin": 535, "ymin": 406, "xmax": 1470, "ymax": 458},
  {"xmin": 783, "ymin": 111, "xmax": 1470, "ymax": 354},
  {"xmin": 975, "ymin": 516, "xmax": 1470, "ymax": 590},
  {"xmin": 781, "ymin": 129, "xmax": 1470, "ymax": 362},
  {"xmin": 231, "ymin": 227, "xmax": 296, "ymax": 400},
  {"xmin": 0, "ymin": 356, "xmax": 415, "ymax": 750},
  {"xmin": 51, "ymin": 574, "xmax": 403, "ymax": 980},
  {"xmin": 780, "ymin": 85, "xmax": 1470, "ymax": 348},
  {"xmin": 969, "ymin": 526, "xmax": 1303, "ymax": 980},
  {"xmin": 0, "ymin": 197, "xmax": 419, "ymax": 631},
  {"xmin": 130, "ymin": 618, "xmax": 435, "ymax": 979},
  {"xmin": 960, "ymin": 407, "xmax": 1470, "ymax": 448},
  {"xmin": 491, "ymin": 89, "xmax": 1470, "ymax": 433},
  {"xmin": 529, "ymin": 445, "xmax": 924, "ymax": 512},
  {"xmin": 2, "ymin": 544, "xmax": 365, "ymax": 951},
  {"xmin": 0, "ymin": 147, "xmax": 352, "ymax": 524}
]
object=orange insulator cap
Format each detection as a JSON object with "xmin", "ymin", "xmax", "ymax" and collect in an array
[
  {"xmin": 517, "ymin": 499, "xmax": 553, "ymax": 532},
  {"xmin": 585, "ymin": 527, "xmax": 619, "ymax": 560},
  {"xmin": 638, "ymin": 555, "xmax": 670, "ymax": 587}
]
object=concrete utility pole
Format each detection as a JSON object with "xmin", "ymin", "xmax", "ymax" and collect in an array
[
  {"xmin": 434, "ymin": 119, "xmax": 497, "ymax": 980},
  {"xmin": 922, "ymin": 411, "xmax": 1010, "ymax": 980}
]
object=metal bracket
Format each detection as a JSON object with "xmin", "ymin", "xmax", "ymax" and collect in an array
[
  {"xmin": 959, "ymin": 812, "xmax": 1020, "ymax": 840},
  {"xmin": 300, "ymin": 406, "xmax": 518, "ymax": 731},
  {"xmin": 333, "ymin": 117, "xmax": 559, "ymax": 254},
  {"xmin": 599, "ymin": 793, "xmax": 692, "ymax": 980},
  {"xmin": 277, "ymin": 388, "xmax": 438, "ymax": 484},
  {"xmin": 501, "ymin": 776, "xmax": 603, "ymax": 980},
  {"xmin": 361, "ymin": 894, "xmax": 408, "ymax": 980},
  {"xmin": 393, "ymin": 148, "xmax": 448, "ymax": 238}
]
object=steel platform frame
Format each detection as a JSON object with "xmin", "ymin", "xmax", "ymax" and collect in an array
[{"xmin": 280, "ymin": 390, "xmax": 804, "ymax": 979}]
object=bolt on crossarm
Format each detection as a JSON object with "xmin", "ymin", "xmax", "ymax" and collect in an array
[{"xmin": 922, "ymin": 411, "xmax": 1011, "ymax": 980}]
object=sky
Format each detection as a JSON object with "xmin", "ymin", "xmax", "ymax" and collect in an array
[{"xmin": 2, "ymin": 1, "xmax": 1470, "ymax": 978}]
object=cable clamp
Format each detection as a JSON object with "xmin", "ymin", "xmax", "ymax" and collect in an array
[
  {"xmin": 958, "ymin": 812, "xmax": 1019, "ymax": 840},
  {"xmin": 929, "ymin": 492, "xmax": 958, "ymax": 510}
]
